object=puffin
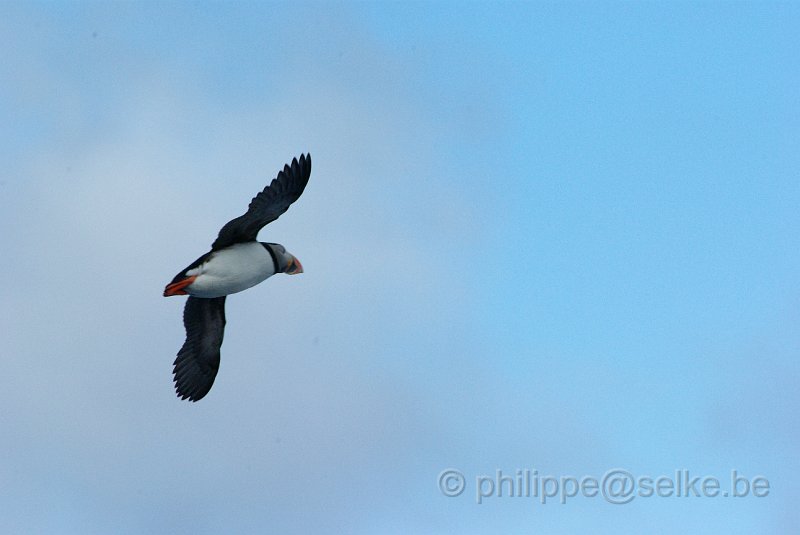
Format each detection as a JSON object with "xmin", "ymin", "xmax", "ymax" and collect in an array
[{"xmin": 163, "ymin": 154, "xmax": 311, "ymax": 401}]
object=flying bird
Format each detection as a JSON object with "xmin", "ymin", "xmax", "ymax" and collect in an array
[{"xmin": 163, "ymin": 154, "xmax": 311, "ymax": 401}]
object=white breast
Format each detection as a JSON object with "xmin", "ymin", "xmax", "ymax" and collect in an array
[{"xmin": 186, "ymin": 242, "xmax": 275, "ymax": 298}]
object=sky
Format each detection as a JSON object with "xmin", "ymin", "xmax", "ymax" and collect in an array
[{"xmin": 1, "ymin": 1, "xmax": 798, "ymax": 533}]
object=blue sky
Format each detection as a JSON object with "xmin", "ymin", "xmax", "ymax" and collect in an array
[{"xmin": 1, "ymin": 2, "xmax": 798, "ymax": 533}]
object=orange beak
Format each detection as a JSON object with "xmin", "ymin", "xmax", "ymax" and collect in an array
[{"xmin": 286, "ymin": 255, "xmax": 303, "ymax": 275}]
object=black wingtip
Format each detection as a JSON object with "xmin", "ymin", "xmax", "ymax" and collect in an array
[
  {"xmin": 173, "ymin": 384, "xmax": 204, "ymax": 402},
  {"xmin": 173, "ymin": 353, "xmax": 216, "ymax": 401},
  {"xmin": 291, "ymin": 153, "xmax": 311, "ymax": 173},
  {"xmin": 295, "ymin": 153, "xmax": 311, "ymax": 172}
]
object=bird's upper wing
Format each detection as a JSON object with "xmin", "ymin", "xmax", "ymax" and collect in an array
[
  {"xmin": 211, "ymin": 153, "xmax": 311, "ymax": 251},
  {"xmin": 173, "ymin": 296, "xmax": 227, "ymax": 401}
]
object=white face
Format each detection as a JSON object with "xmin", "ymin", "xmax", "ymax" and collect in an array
[{"xmin": 265, "ymin": 243, "xmax": 303, "ymax": 275}]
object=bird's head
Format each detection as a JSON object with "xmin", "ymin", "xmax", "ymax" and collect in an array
[{"xmin": 262, "ymin": 242, "xmax": 303, "ymax": 275}]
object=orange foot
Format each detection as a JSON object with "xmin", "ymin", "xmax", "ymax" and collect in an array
[{"xmin": 163, "ymin": 275, "xmax": 197, "ymax": 297}]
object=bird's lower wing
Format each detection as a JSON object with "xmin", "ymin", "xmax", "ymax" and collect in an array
[{"xmin": 173, "ymin": 296, "xmax": 226, "ymax": 401}]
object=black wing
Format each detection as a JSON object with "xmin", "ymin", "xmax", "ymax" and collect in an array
[
  {"xmin": 173, "ymin": 296, "xmax": 226, "ymax": 401},
  {"xmin": 211, "ymin": 153, "xmax": 311, "ymax": 251}
]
